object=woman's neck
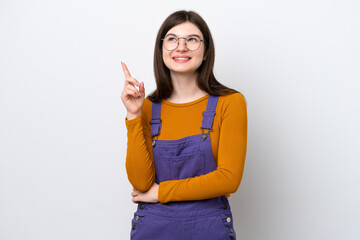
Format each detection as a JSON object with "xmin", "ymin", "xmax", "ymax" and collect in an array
[{"xmin": 167, "ymin": 71, "xmax": 208, "ymax": 103}]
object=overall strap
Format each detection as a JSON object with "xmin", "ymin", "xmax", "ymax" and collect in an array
[
  {"xmin": 201, "ymin": 94, "xmax": 219, "ymax": 130},
  {"xmin": 150, "ymin": 100, "xmax": 162, "ymax": 138}
]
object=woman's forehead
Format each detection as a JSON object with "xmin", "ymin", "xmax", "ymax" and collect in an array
[{"xmin": 166, "ymin": 22, "xmax": 203, "ymax": 38}]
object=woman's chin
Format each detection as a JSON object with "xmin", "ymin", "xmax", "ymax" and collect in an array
[{"xmin": 169, "ymin": 68, "xmax": 198, "ymax": 75}]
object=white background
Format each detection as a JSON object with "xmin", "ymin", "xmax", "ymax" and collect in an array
[{"xmin": 1, "ymin": 0, "xmax": 359, "ymax": 239}]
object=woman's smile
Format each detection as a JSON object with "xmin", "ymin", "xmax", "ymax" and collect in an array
[{"xmin": 173, "ymin": 55, "xmax": 192, "ymax": 63}]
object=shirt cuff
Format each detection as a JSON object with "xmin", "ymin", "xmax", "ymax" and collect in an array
[{"xmin": 125, "ymin": 115, "xmax": 142, "ymax": 128}]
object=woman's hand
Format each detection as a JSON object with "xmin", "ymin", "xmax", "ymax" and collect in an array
[
  {"xmin": 131, "ymin": 182, "xmax": 159, "ymax": 203},
  {"xmin": 120, "ymin": 61, "xmax": 145, "ymax": 120}
]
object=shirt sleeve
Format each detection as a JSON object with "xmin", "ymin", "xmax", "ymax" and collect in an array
[
  {"xmin": 158, "ymin": 93, "xmax": 248, "ymax": 203},
  {"xmin": 125, "ymin": 100, "xmax": 155, "ymax": 192}
]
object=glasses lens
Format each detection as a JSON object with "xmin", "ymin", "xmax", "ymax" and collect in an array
[
  {"xmin": 186, "ymin": 36, "xmax": 201, "ymax": 51},
  {"xmin": 164, "ymin": 36, "xmax": 178, "ymax": 51},
  {"xmin": 163, "ymin": 36, "xmax": 201, "ymax": 51}
]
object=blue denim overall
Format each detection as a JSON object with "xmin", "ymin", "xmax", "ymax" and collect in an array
[{"xmin": 130, "ymin": 95, "xmax": 236, "ymax": 240}]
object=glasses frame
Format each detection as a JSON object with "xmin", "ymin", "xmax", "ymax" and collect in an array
[{"xmin": 161, "ymin": 36, "xmax": 206, "ymax": 51}]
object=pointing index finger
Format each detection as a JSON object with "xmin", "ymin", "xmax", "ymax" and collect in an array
[{"xmin": 121, "ymin": 61, "xmax": 132, "ymax": 78}]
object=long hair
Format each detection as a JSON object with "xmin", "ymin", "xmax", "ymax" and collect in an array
[{"xmin": 148, "ymin": 10, "xmax": 238, "ymax": 102}]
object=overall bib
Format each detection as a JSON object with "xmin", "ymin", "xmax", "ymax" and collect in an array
[{"xmin": 130, "ymin": 95, "xmax": 236, "ymax": 240}]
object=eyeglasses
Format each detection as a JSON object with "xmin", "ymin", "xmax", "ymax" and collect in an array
[{"xmin": 161, "ymin": 35, "xmax": 206, "ymax": 51}]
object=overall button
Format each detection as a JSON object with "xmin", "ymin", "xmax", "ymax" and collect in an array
[
  {"xmin": 229, "ymin": 228, "xmax": 234, "ymax": 233},
  {"xmin": 132, "ymin": 225, "xmax": 136, "ymax": 230},
  {"xmin": 226, "ymin": 217, "xmax": 231, "ymax": 223},
  {"xmin": 201, "ymin": 133, "xmax": 207, "ymax": 140},
  {"xmin": 140, "ymin": 204, "xmax": 145, "ymax": 210},
  {"xmin": 135, "ymin": 215, "xmax": 140, "ymax": 221},
  {"xmin": 222, "ymin": 204, "xmax": 228, "ymax": 210}
]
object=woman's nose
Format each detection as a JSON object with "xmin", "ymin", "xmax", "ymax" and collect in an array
[{"xmin": 176, "ymin": 38, "xmax": 188, "ymax": 51}]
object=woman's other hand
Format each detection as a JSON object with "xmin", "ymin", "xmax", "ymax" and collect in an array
[
  {"xmin": 131, "ymin": 182, "xmax": 159, "ymax": 203},
  {"xmin": 121, "ymin": 61, "xmax": 145, "ymax": 120}
]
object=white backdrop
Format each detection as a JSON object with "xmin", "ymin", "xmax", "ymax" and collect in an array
[{"xmin": 1, "ymin": 0, "xmax": 359, "ymax": 239}]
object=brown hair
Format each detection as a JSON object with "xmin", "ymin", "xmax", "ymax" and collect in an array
[{"xmin": 148, "ymin": 10, "xmax": 238, "ymax": 102}]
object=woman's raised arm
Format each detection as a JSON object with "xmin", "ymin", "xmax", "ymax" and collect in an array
[{"xmin": 121, "ymin": 62, "xmax": 155, "ymax": 192}]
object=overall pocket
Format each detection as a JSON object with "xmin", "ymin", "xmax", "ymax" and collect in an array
[{"xmin": 161, "ymin": 151, "xmax": 205, "ymax": 180}]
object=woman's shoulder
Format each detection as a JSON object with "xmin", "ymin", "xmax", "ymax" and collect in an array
[
  {"xmin": 215, "ymin": 92, "xmax": 247, "ymax": 121},
  {"xmin": 216, "ymin": 92, "xmax": 247, "ymax": 118},
  {"xmin": 143, "ymin": 97, "xmax": 153, "ymax": 108},
  {"xmin": 218, "ymin": 92, "xmax": 247, "ymax": 107}
]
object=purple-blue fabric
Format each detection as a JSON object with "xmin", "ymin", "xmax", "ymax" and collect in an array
[{"xmin": 130, "ymin": 95, "xmax": 236, "ymax": 240}]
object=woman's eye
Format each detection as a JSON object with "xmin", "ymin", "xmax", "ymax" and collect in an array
[
  {"xmin": 168, "ymin": 37, "xmax": 177, "ymax": 42},
  {"xmin": 188, "ymin": 37, "xmax": 198, "ymax": 42}
]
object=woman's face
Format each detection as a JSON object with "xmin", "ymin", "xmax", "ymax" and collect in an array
[{"xmin": 162, "ymin": 22, "xmax": 206, "ymax": 76}]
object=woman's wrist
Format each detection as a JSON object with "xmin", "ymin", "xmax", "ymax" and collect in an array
[{"xmin": 126, "ymin": 112, "xmax": 141, "ymax": 120}]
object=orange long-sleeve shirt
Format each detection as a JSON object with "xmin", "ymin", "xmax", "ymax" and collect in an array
[{"xmin": 125, "ymin": 92, "xmax": 247, "ymax": 204}]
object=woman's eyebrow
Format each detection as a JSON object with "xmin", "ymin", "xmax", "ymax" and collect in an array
[{"xmin": 165, "ymin": 33, "xmax": 201, "ymax": 38}]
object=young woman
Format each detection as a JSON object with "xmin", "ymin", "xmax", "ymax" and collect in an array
[{"xmin": 121, "ymin": 10, "xmax": 247, "ymax": 240}]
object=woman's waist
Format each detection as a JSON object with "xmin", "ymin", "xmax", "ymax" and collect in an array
[{"xmin": 135, "ymin": 195, "xmax": 230, "ymax": 218}]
